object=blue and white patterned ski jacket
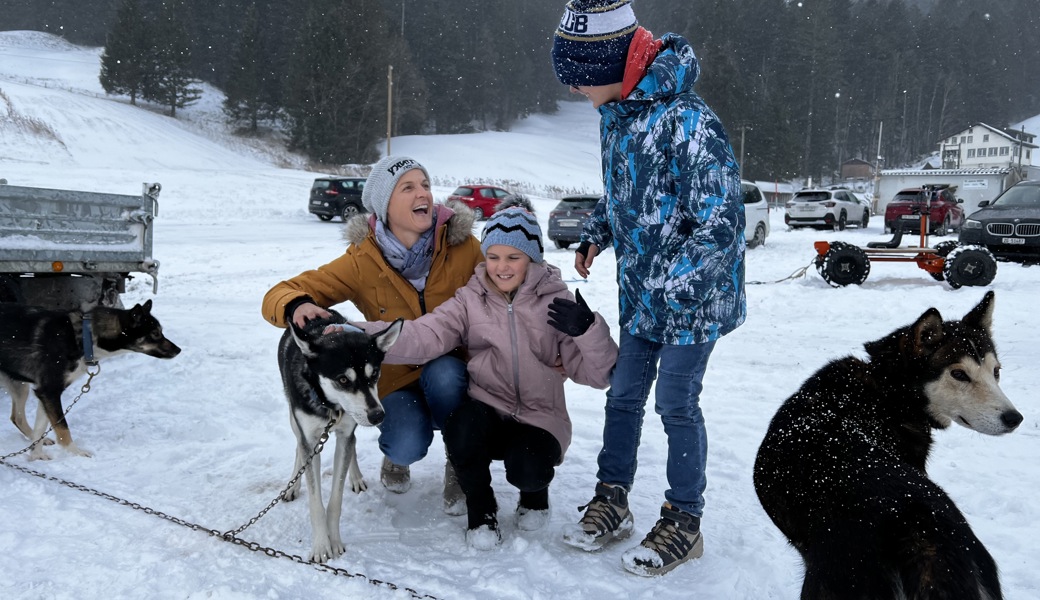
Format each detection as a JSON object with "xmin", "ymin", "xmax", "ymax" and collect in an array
[{"xmin": 582, "ymin": 33, "xmax": 746, "ymax": 345}]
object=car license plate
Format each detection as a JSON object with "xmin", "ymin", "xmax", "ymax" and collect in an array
[
  {"xmin": 310, "ymin": 200, "xmax": 321, "ymax": 205},
  {"xmin": 900, "ymin": 215, "xmax": 920, "ymax": 220},
  {"xmin": 558, "ymin": 219, "xmax": 580, "ymax": 227},
  {"xmin": 1002, "ymin": 237, "xmax": 1025, "ymax": 245}
]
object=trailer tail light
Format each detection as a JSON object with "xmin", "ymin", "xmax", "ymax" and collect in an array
[
  {"xmin": 52, "ymin": 261, "xmax": 64, "ymax": 272},
  {"xmin": 813, "ymin": 241, "xmax": 830, "ymax": 256}
]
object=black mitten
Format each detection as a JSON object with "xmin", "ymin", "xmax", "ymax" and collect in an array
[{"xmin": 548, "ymin": 289, "xmax": 595, "ymax": 337}]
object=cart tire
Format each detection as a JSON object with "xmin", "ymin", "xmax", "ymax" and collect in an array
[
  {"xmin": 928, "ymin": 241, "xmax": 959, "ymax": 281},
  {"xmin": 944, "ymin": 246, "xmax": 997, "ymax": 289},
  {"xmin": 820, "ymin": 242, "xmax": 870, "ymax": 287}
]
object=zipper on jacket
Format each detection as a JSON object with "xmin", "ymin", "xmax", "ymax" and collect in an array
[
  {"xmin": 507, "ymin": 302, "xmax": 523, "ymax": 418},
  {"xmin": 417, "ymin": 289, "xmax": 427, "ymax": 315}
]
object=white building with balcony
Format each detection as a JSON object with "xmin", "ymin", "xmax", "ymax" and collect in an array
[{"xmin": 939, "ymin": 123, "xmax": 1037, "ymax": 171}]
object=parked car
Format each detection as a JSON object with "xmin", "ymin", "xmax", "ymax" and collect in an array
[
  {"xmin": 883, "ymin": 184, "xmax": 964, "ymax": 236},
  {"xmin": 742, "ymin": 180, "xmax": 771, "ymax": 248},
  {"xmin": 447, "ymin": 185, "xmax": 514, "ymax": 220},
  {"xmin": 548, "ymin": 193, "xmax": 600, "ymax": 249},
  {"xmin": 958, "ymin": 180, "xmax": 1040, "ymax": 263},
  {"xmin": 309, "ymin": 176, "xmax": 366, "ymax": 222},
  {"xmin": 785, "ymin": 188, "xmax": 869, "ymax": 230}
]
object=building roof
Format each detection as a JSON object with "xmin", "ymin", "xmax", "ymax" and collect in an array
[
  {"xmin": 881, "ymin": 167, "xmax": 1012, "ymax": 177},
  {"xmin": 940, "ymin": 123, "xmax": 1039, "ymax": 148}
]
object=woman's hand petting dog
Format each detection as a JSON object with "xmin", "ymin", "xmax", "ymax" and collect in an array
[{"xmin": 292, "ymin": 303, "xmax": 331, "ymax": 328}]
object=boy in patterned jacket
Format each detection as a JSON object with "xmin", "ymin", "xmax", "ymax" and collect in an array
[{"xmin": 551, "ymin": 0, "xmax": 747, "ymax": 577}]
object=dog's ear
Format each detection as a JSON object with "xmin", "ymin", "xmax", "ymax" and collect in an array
[
  {"xmin": 289, "ymin": 321, "xmax": 319, "ymax": 358},
  {"xmin": 373, "ymin": 318, "xmax": 404, "ymax": 352},
  {"xmin": 909, "ymin": 307, "xmax": 945, "ymax": 356},
  {"xmin": 960, "ymin": 290, "xmax": 995, "ymax": 333},
  {"xmin": 142, "ymin": 299, "xmax": 153, "ymax": 313}
]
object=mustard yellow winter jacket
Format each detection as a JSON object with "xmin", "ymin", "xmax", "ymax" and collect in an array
[{"xmin": 261, "ymin": 201, "xmax": 483, "ymax": 398}]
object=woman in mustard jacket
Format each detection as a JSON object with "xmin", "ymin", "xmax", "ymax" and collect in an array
[{"xmin": 261, "ymin": 156, "xmax": 483, "ymax": 513}]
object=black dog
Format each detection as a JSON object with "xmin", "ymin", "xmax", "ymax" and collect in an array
[
  {"xmin": 0, "ymin": 300, "xmax": 180, "ymax": 460},
  {"xmin": 277, "ymin": 310, "xmax": 401, "ymax": 563},
  {"xmin": 754, "ymin": 291, "xmax": 1022, "ymax": 599}
]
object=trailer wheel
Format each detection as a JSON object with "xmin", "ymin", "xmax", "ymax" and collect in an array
[
  {"xmin": 928, "ymin": 241, "xmax": 959, "ymax": 281},
  {"xmin": 0, "ymin": 274, "xmax": 24, "ymax": 303},
  {"xmin": 820, "ymin": 242, "xmax": 870, "ymax": 287},
  {"xmin": 944, "ymin": 246, "xmax": 997, "ymax": 289}
]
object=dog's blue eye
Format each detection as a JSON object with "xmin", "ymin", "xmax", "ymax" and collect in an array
[{"xmin": 951, "ymin": 369, "xmax": 970, "ymax": 382}]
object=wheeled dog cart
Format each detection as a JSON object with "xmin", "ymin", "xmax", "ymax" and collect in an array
[{"xmin": 813, "ymin": 204, "xmax": 997, "ymax": 289}]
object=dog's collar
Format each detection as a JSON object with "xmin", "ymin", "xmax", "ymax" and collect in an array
[{"xmin": 82, "ymin": 313, "xmax": 98, "ymax": 366}]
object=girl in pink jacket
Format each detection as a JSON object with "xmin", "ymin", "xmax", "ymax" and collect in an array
[{"xmin": 347, "ymin": 199, "xmax": 618, "ymax": 549}]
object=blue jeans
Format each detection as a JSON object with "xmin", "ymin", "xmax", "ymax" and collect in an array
[
  {"xmin": 378, "ymin": 355, "xmax": 468, "ymax": 465},
  {"xmin": 596, "ymin": 332, "xmax": 716, "ymax": 517}
]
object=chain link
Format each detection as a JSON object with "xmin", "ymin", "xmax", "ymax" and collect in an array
[{"xmin": 0, "ymin": 386, "xmax": 440, "ymax": 600}]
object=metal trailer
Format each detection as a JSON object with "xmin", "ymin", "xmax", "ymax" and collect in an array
[{"xmin": 0, "ymin": 181, "xmax": 162, "ymax": 310}]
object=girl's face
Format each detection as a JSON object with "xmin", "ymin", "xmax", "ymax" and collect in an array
[
  {"xmin": 386, "ymin": 168, "xmax": 434, "ymax": 248},
  {"xmin": 484, "ymin": 244, "xmax": 531, "ymax": 295}
]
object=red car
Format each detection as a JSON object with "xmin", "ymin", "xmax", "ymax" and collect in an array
[
  {"xmin": 447, "ymin": 185, "xmax": 514, "ymax": 220},
  {"xmin": 884, "ymin": 184, "xmax": 965, "ymax": 236}
]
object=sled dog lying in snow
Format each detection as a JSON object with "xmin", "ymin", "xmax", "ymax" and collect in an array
[
  {"xmin": 277, "ymin": 310, "xmax": 402, "ymax": 563},
  {"xmin": 754, "ymin": 291, "xmax": 1021, "ymax": 600},
  {"xmin": 0, "ymin": 300, "xmax": 181, "ymax": 460}
]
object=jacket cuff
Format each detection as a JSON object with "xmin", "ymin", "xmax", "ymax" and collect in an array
[{"xmin": 284, "ymin": 295, "xmax": 316, "ymax": 324}]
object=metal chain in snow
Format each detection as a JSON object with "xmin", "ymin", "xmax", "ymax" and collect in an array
[
  {"xmin": 747, "ymin": 256, "xmax": 819, "ymax": 285},
  {"xmin": 0, "ymin": 401, "xmax": 441, "ymax": 599}
]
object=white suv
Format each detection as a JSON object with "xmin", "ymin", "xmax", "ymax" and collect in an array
[
  {"xmin": 785, "ymin": 188, "xmax": 870, "ymax": 230},
  {"xmin": 742, "ymin": 181, "xmax": 771, "ymax": 248}
]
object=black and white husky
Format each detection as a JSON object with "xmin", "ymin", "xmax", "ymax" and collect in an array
[
  {"xmin": 0, "ymin": 300, "xmax": 181, "ymax": 460},
  {"xmin": 754, "ymin": 291, "xmax": 1022, "ymax": 600},
  {"xmin": 277, "ymin": 311, "xmax": 402, "ymax": 563}
]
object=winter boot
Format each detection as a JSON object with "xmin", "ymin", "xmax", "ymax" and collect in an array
[
  {"xmin": 561, "ymin": 482, "xmax": 634, "ymax": 551},
  {"xmin": 443, "ymin": 459, "xmax": 466, "ymax": 516},
  {"xmin": 621, "ymin": 503, "xmax": 703, "ymax": 577},
  {"xmin": 380, "ymin": 456, "xmax": 411, "ymax": 494},
  {"xmin": 515, "ymin": 488, "xmax": 550, "ymax": 531},
  {"xmin": 465, "ymin": 492, "xmax": 501, "ymax": 550}
]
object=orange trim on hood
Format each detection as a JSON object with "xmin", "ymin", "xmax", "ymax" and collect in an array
[{"xmin": 621, "ymin": 27, "xmax": 663, "ymax": 99}]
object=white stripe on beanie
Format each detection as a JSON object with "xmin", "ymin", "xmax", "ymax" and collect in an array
[{"xmin": 557, "ymin": 1, "xmax": 636, "ymax": 41}]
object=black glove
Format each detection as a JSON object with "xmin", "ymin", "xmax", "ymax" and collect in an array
[
  {"xmin": 575, "ymin": 241, "xmax": 593, "ymax": 262},
  {"xmin": 548, "ymin": 289, "xmax": 595, "ymax": 337}
]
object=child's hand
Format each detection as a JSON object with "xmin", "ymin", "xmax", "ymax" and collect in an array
[
  {"xmin": 323, "ymin": 323, "xmax": 364, "ymax": 335},
  {"xmin": 548, "ymin": 289, "xmax": 595, "ymax": 337}
]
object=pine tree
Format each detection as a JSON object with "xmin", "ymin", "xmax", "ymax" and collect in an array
[
  {"xmin": 98, "ymin": 0, "xmax": 149, "ymax": 105},
  {"xmin": 142, "ymin": 1, "xmax": 202, "ymax": 117},
  {"xmin": 222, "ymin": 4, "xmax": 278, "ymax": 133}
]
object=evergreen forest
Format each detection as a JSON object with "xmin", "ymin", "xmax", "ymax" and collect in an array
[{"xmin": 2, "ymin": 0, "xmax": 1039, "ymax": 181}]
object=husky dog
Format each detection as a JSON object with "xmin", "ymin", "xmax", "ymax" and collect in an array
[
  {"xmin": 277, "ymin": 311, "xmax": 402, "ymax": 563},
  {"xmin": 0, "ymin": 300, "xmax": 181, "ymax": 460},
  {"xmin": 754, "ymin": 291, "xmax": 1021, "ymax": 600}
]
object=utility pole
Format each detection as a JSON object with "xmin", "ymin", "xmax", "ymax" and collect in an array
[
  {"xmin": 738, "ymin": 124, "xmax": 751, "ymax": 178},
  {"xmin": 386, "ymin": 65, "xmax": 393, "ymax": 156}
]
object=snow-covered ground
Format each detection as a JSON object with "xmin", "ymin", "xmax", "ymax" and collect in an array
[{"xmin": 1, "ymin": 31, "xmax": 1038, "ymax": 600}]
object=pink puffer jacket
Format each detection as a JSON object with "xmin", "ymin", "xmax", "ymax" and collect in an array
[{"xmin": 363, "ymin": 262, "xmax": 617, "ymax": 460}]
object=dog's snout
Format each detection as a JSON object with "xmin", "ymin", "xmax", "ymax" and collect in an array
[
  {"xmin": 1002, "ymin": 410, "xmax": 1024, "ymax": 431},
  {"xmin": 368, "ymin": 407, "xmax": 385, "ymax": 426}
]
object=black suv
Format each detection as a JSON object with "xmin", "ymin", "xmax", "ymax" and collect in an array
[{"xmin": 309, "ymin": 177, "xmax": 367, "ymax": 221}]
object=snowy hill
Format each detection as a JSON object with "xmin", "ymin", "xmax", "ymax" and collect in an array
[{"xmin": 2, "ymin": 31, "xmax": 1039, "ymax": 600}]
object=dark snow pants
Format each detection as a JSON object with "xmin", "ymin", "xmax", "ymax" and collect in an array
[{"xmin": 443, "ymin": 399, "xmax": 561, "ymax": 530}]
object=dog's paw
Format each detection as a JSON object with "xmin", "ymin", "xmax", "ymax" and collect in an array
[
  {"xmin": 42, "ymin": 437, "xmax": 55, "ymax": 446},
  {"xmin": 348, "ymin": 476, "xmax": 367, "ymax": 494},
  {"xmin": 65, "ymin": 444, "xmax": 93, "ymax": 458},
  {"xmin": 310, "ymin": 538, "xmax": 345, "ymax": 563},
  {"xmin": 28, "ymin": 449, "xmax": 52, "ymax": 461},
  {"xmin": 281, "ymin": 481, "xmax": 302, "ymax": 502}
]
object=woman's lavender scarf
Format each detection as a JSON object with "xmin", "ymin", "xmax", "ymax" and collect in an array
[{"xmin": 374, "ymin": 208, "xmax": 437, "ymax": 291}]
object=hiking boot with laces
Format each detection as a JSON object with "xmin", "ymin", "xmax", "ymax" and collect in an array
[
  {"xmin": 380, "ymin": 456, "xmax": 411, "ymax": 493},
  {"xmin": 622, "ymin": 503, "xmax": 703, "ymax": 577},
  {"xmin": 561, "ymin": 482, "xmax": 633, "ymax": 551},
  {"xmin": 443, "ymin": 459, "xmax": 466, "ymax": 515}
]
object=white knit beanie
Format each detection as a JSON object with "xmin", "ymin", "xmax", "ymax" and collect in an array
[{"xmin": 362, "ymin": 155, "xmax": 431, "ymax": 223}]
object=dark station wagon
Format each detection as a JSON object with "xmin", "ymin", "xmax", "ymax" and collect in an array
[
  {"xmin": 309, "ymin": 177, "xmax": 367, "ymax": 222},
  {"xmin": 959, "ymin": 180, "xmax": 1040, "ymax": 264}
]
